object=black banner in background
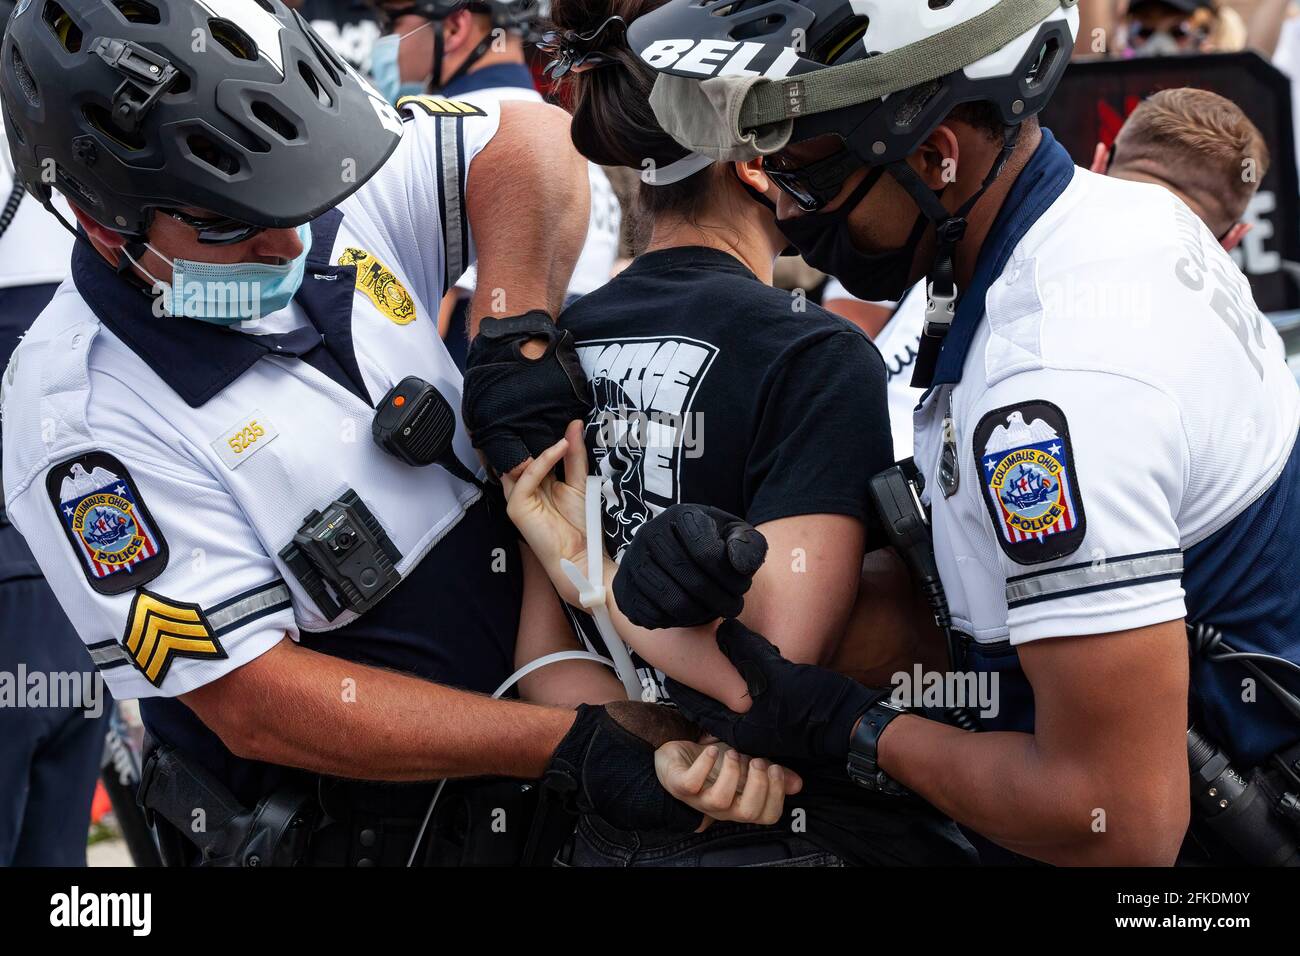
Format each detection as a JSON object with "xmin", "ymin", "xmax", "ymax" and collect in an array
[{"xmin": 1041, "ymin": 51, "xmax": 1300, "ymax": 313}]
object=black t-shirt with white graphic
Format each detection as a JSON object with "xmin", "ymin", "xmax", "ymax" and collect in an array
[{"xmin": 558, "ymin": 245, "xmax": 894, "ymax": 699}]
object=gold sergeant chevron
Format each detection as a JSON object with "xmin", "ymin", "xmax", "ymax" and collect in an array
[{"xmin": 121, "ymin": 590, "xmax": 226, "ymax": 687}]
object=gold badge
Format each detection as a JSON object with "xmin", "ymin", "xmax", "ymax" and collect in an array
[
  {"xmin": 396, "ymin": 95, "xmax": 487, "ymax": 117},
  {"xmin": 338, "ymin": 247, "xmax": 417, "ymax": 325},
  {"xmin": 121, "ymin": 590, "xmax": 226, "ymax": 687}
]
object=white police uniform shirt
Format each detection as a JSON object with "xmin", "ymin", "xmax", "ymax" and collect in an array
[
  {"xmin": 1, "ymin": 98, "xmax": 504, "ymax": 702},
  {"xmin": 441, "ymin": 63, "xmax": 621, "ymax": 299},
  {"xmin": 822, "ymin": 276, "xmax": 922, "ymax": 460},
  {"xmin": 912, "ymin": 130, "xmax": 1300, "ymax": 764}
]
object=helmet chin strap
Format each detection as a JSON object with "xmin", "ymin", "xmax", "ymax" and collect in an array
[
  {"xmin": 435, "ymin": 23, "xmax": 497, "ymax": 92},
  {"xmin": 882, "ymin": 123, "xmax": 1022, "ymax": 354}
]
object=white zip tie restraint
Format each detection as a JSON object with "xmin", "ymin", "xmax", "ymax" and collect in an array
[
  {"xmin": 559, "ymin": 476, "xmax": 643, "ymax": 701},
  {"xmin": 408, "ymin": 477, "xmax": 641, "ymax": 864}
]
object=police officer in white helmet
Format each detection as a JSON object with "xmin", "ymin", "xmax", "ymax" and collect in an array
[{"xmin": 606, "ymin": 0, "xmax": 1300, "ymax": 865}]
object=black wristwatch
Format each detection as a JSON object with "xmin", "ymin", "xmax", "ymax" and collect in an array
[{"xmin": 846, "ymin": 698, "xmax": 911, "ymax": 796}]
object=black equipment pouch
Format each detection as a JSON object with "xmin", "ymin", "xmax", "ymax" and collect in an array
[
  {"xmin": 279, "ymin": 488, "xmax": 403, "ymax": 621},
  {"xmin": 420, "ymin": 778, "xmax": 558, "ymax": 866},
  {"xmin": 138, "ymin": 740, "xmax": 318, "ymax": 867},
  {"xmin": 869, "ymin": 463, "xmax": 978, "ymax": 731},
  {"xmin": 1186, "ymin": 725, "xmax": 1300, "ymax": 866}
]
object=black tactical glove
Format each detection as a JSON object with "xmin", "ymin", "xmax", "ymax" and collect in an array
[
  {"xmin": 545, "ymin": 701, "xmax": 703, "ymax": 833},
  {"xmin": 613, "ymin": 504, "xmax": 768, "ymax": 629},
  {"xmin": 667, "ymin": 620, "xmax": 891, "ymax": 764},
  {"xmin": 462, "ymin": 311, "xmax": 592, "ymax": 474}
]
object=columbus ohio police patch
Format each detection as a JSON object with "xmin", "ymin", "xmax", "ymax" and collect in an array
[
  {"xmin": 973, "ymin": 401, "xmax": 1086, "ymax": 565},
  {"xmin": 45, "ymin": 451, "xmax": 169, "ymax": 595}
]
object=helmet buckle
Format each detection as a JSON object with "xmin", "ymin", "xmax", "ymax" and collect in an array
[
  {"xmin": 91, "ymin": 37, "xmax": 177, "ymax": 134},
  {"xmin": 923, "ymin": 281, "xmax": 957, "ymax": 339}
]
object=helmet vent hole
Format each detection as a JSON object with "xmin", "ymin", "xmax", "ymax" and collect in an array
[
  {"xmin": 297, "ymin": 13, "xmax": 343, "ymax": 86},
  {"xmin": 298, "ymin": 60, "xmax": 334, "ymax": 107},
  {"xmin": 58, "ymin": 169, "xmax": 99, "ymax": 207},
  {"xmin": 10, "ymin": 46, "xmax": 40, "ymax": 107},
  {"xmin": 811, "ymin": 15, "xmax": 870, "ymax": 65},
  {"xmin": 166, "ymin": 69, "xmax": 192, "ymax": 95},
  {"xmin": 209, "ymin": 18, "xmax": 258, "ymax": 62},
  {"xmin": 253, "ymin": 0, "xmax": 275, "ymax": 11},
  {"xmin": 731, "ymin": 15, "xmax": 786, "ymax": 41},
  {"xmin": 42, "ymin": 1, "xmax": 83, "ymax": 53},
  {"xmin": 928, "ymin": 0, "xmax": 956, "ymax": 10},
  {"xmin": 83, "ymin": 103, "xmax": 147, "ymax": 150},
  {"xmin": 1024, "ymin": 35, "xmax": 1062, "ymax": 90},
  {"xmin": 251, "ymin": 101, "xmax": 299, "ymax": 141},
  {"xmin": 111, "ymin": 1, "xmax": 160, "ymax": 25},
  {"xmin": 185, "ymin": 134, "xmax": 241, "ymax": 176}
]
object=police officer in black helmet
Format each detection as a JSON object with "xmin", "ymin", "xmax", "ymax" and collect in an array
[{"xmin": 0, "ymin": 0, "xmax": 775, "ymax": 865}]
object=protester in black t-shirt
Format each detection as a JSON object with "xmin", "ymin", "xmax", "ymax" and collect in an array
[{"xmin": 501, "ymin": 0, "xmax": 977, "ymax": 866}]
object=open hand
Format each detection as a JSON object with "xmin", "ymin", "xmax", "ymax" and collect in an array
[{"xmin": 501, "ymin": 420, "xmax": 590, "ymax": 606}]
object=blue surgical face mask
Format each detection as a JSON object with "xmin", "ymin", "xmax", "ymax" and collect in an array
[
  {"xmin": 370, "ymin": 22, "xmax": 434, "ymax": 104},
  {"xmin": 128, "ymin": 223, "xmax": 314, "ymax": 325}
]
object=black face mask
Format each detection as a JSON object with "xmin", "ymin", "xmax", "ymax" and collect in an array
[
  {"xmin": 731, "ymin": 167, "xmax": 797, "ymax": 257},
  {"xmin": 776, "ymin": 165, "xmax": 931, "ymax": 303}
]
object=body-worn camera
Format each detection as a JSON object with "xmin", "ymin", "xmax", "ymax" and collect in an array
[{"xmin": 279, "ymin": 489, "xmax": 403, "ymax": 621}]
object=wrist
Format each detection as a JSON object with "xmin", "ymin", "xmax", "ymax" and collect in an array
[{"xmin": 845, "ymin": 695, "xmax": 911, "ymax": 795}]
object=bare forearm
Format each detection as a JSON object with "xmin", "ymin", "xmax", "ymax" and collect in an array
[
  {"xmin": 1247, "ymin": 0, "xmax": 1292, "ymax": 56},
  {"xmin": 1074, "ymin": 0, "xmax": 1117, "ymax": 58},
  {"xmin": 603, "ymin": 556, "xmax": 750, "ymax": 710},
  {"xmin": 465, "ymin": 102, "xmax": 588, "ymax": 337},
  {"xmin": 185, "ymin": 639, "xmax": 574, "ymax": 781},
  {"xmin": 517, "ymin": 546, "xmax": 625, "ymax": 706},
  {"xmin": 879, "ymin": 715, "xmax": 1178, "ymax": 865}
]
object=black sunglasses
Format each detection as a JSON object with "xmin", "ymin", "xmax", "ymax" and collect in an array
[
  {"xmin": 764, "ymin": 147, "xmax": 864, "ymax": 212},
  {"xmin": 159, "ymin": 208, "xmax": 268, "ymax": 245}
]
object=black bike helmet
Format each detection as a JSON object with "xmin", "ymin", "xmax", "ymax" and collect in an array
[{"xmin": 1, "ymin": 0, "xmax": 404, "ymax": 238}]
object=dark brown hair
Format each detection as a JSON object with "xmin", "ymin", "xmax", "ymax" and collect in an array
[{"xmin": 548, "ymin": 0, "xmax": 716, "ymax": 219}]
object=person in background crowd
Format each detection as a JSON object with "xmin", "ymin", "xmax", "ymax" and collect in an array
[
  {"xmin": 0, "ymin": 0, "xmax": 107, "ymax": 867},
  {"xmin": 368, "ymin": 0, "xmax": 620, "ymax": 368},
  {"xmin": 1093, "ymin": 87, "xmax": 1271, "ymax": 252},
  {"xmin": 1121, "ymin": 0, "xmax": 1225, "ymax": 55}
]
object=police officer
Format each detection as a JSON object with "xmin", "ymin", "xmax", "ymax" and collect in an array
[
  {"xmin": 368, "ymin": 0, "xmax": 620, "ymax": 366},
  {"xmin": 0, "ymin": 0, "xmax": 756, "ymax": 866},
  {"xmin": 607, "ymin": 0, "xmax": 1300, "ymax": 865}
]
